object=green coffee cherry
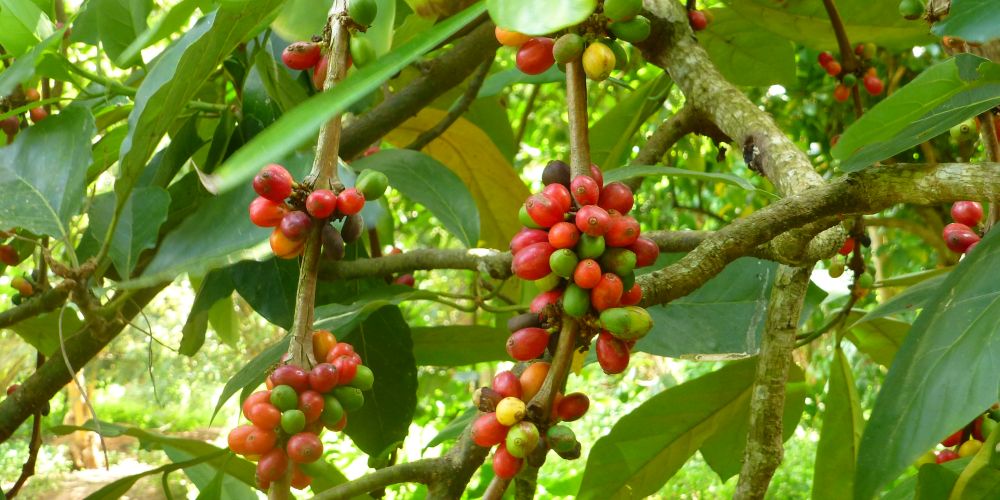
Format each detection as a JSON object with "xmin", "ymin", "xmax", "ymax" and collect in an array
[
  {"xmin": 505, "ymin": 421, "xmax": 541, "ymax": 458},
  {"xmin": 356, "ymin": 169, "xmax": 389, "ymax": 201},
  {"xmin": 898, "ymin": 0, "xmax": 923, "ymax": 20},
  {"xmin": 349, "ymin": 0, "xmax": 378, "ymax": 26},
  {"xmin": 577, "ymin": 234, "xmax": 606, "ymax": 259},
  {"xmin": 609, "ymin": 16, "xmax": 651, "ymax": 43},
  {"xmin": 519, "ymin": 205, "xmax": 542, "ymax": 229},
  {"xmin": 600, "ymin": 306, "xmax": 653, "ymax": 340},
  {"xmin": 546, "ymin": 424, "xmax": 577, "ymax": 453},
  {"xmin": 535, "ymin": 273, "xmax": 561, "ymax": 292},
  {"xmin": 950, "ymin": 118, "xmax": 977, "ymax": 141},
  {"xmin": 350, "ymin": 36, "xmax": 376, "ymax": 67},
  {"xmin": 553, "ymin": 34, "xmax": 585, "ymax": 64},
  {"xmin": 349, "ymin": 365, "xmax": 374, "ymax": 391},
  {"xmin": 321, "ymin": 395, "xmax": 345, "ymax": 426},
  {"xmin": 333, "ymin": 386, "xmax": 365, "ymax": 412},
  {"xmin": 563, "ymin": 283, "xmax": 591, "ymax": 318},
  {"xmin": 843, "ymin": 73, "xmax": 857, "ymax": 88},
  {"xmin": 550, "ymin": 249, "xmax": 579, "ymax": 278},
  {"xmin": 281, "ymin": 409, "xmax": 306, "ymax": 434},
  {"xmin": 620, "ymin": 271, "xmax": 635, "ymax": 291},
  {"xmin": 600, "ymin": 248, "xmax": 637, "ymax": 277},
  {"xmin": 270, "ymin": 385, "xmax": 299, "ymax": 411},
  {"xmin": 604, "ymin": 39, "xmax": 629, "ymax": 71},
  {"xmin": 828, "ymin": 260, "xmax": 845, "ymax": 278},
  {"xmin": 857, "ymin": 271, "xmax": 875, "ymax": 289}
]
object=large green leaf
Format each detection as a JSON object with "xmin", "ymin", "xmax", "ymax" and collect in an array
[
  {"xmin": 0, "ymin": 107, "xmax": 95, "ymax": 241},
  {"xmin": 162, "ymin": 445, "xmax": 256, "ymax": 500},
  {"xmin": 844, "ymin": 310, "xmax": 910, "ymax": 367},
  {"xmin": 87, "ymin": 187, "xmax": 171, "ymax": 277},
  {"xmin": 340, "ymin": 306, "xmax": 418, "ymax": 461},
  {"xmin": 812, "ymin": 348, "xmax": 865, "ymax": 500},
  {"xmin": 590, "ymin": 74, "xmax": 671, "ymax": 170},
  {"xmin": 851, "ymin": 273, "xmax": 947, "ymax": 326},
  {"xmin": 833, "ymin": 55, "xmax": 1000, "ymax": 172},
  {"xmin": 180, "ymin": 269, "xmax": 236, "ymax": 356},
  {"xmin": 604, "ymin": 164, "xmax": 756, "ymax": 191},
  {"xmin": 0, "ymin": 0, "xmax": 54, "ymax": 56},
  {"xmin": 478, "ymin": 65, "xmax": 564, "ymax": 98},
  {"xmin": 411, "ymin": 325, "xmax": 508, "ymax": 366},
  {"xmin": 0, "ymin": 29, "xmax": 63, "ymax": 96},
  {"xmin": 313, "ymin": 286, "xmax": 435, "ymax": 332},
  {"xmin": 9, "ymin": 308, "xmax": 84, "ymax": 357},
  {"xmin": 724, "ymin": 0, "xmax": 934, "ymax": 51},
  {"xmin": 351, "ymin": 149, "xmax": 480, "ymax": 247},
  {"xmin": 116, "ymin": 0, "xmax": 213, "ymax": 66},
  {"xmin": 699, "ymin": 363, "xmax": 806, "ymax": 480},
  {"xmin": 83, "ymin": 450, "xmax": 227, "ymax": 500},
  {"xmin": 94, "ymin": 0, "xmax": 152, "ymax": 67},
  {"xmin": 699, "ymin": 7, "xmax": 796, "ymax": 87},
  {"xmin": 209, "ymin": 2, "xmax": 487, "ymax": 194},
  {"xmin": 932, "ymin": 0, "xmax": 1000, "ymax": 44},
  {"xmin": 636, "ymin": 257, "xmax": 776, "ymax": 358},
  {"xmin": 485, "ymin": 0, "xmax": 595, "ymax": 35},
  {"xmin": 854, "ymin": 227, "xmax": 1000, "ymax": 499},
  {"xmin": 883, "ymin": 457, "xmax": 972, "ymax": 500},
  {"xmin": 116, "ymin": 0, "xmax": 284, "ymax": 205},
  {"xmin": 577, "ymin": 358, "xmax": 776, "ymax": 498},
  {"xmin": 231, "ymin": 258, "xmax": 300, "ymax": 329}
]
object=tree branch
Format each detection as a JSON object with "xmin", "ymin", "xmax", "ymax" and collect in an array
[
  {"xmin": 339, "ymin": 21, "xmax": 499, "ymax": 159},
  {"xmin": 312, "ymin": 457, "xmax": 441, "ymax": 499},
  {"xmin": 0, "ymin": 281, "xmax": 72, "ymax": 329},
  {"xmin": 406, "ymin": 58, "xmax": 493, "ymax": 151},
  {"xmin": 734, "ymin": 266, "xmax": 812, "ymax": 499}
]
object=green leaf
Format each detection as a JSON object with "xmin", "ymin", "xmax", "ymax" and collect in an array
[
  {"xmin": 577, "ymin": 358, "xmax": 770, "ymax": 498},
  {"xmin": 699, "ymin": 363, "xmax": 806, "ymax": 480},
  {"xmin": 932, "ymin": 0, "xmax": 1000, "ymax": 44},
  {"xmin": 883, "ymin": 458, "xmax": 972, "ymax": 500},
  {"xmin": 340, "ymin": 306, "xmax": 418, "ymax": 458},
  {"xmin": 0, "ymin": 0, "xmax": 54, "ymax": 56},
  {"xmin": 9, "ymin": 308, "xmax": 84, "ymax": 357},
  {"xmin": 162, "ymin": 445, "xmax": 256, "ymax": 500},
  {"xmin": 604, "ymin": 164, "xmax": 756, "ymax": 192},
  {"xmin": 876, "ymin": 266, "xmax": 953, "ymax": 288},
  {"xmin": 0, "ymin": 29, "xmax": 63, "ymax": 96},
  {"xmin": 116, "ymin": 0, "xmax": 213, "ymax": 66},
  {"xmin": 812, "ymin": 348, "xmax": 865, "ymax": 500},
  {"xmin": 854, "ymin": 227, "xmax": 1000, "ymax": 499},
  {"xmin": 270, "ymin": 0, "xmax": 331, "ymax": 41},
  {"xmin": 411, "ymin": 325, "xmax": 508, "ymax": 366},
  {"xmin": 211, "ymin": 336, "xmax": 289, "ymax": 422},
  {"xmin": 231, "ymin": 258, "xmax": 300, "ymax": 329},
  {"xmin": 636, "ymin": 257, "xmax": 776, "ymax": 359},
  {"xmin": 250, "ymin": 42, "xmax": 309, "ymax": 113},
  {"xmin": 477, "ymin": 65, "xmax": 564, "ymax": 98},
  {"xmin": 180, "ymin": 269, "xmax": 235, "ymax": 356},
  {"xmin": 116, "ymin": 0, "xmax": 284, "ymax": 205},
  {"xmin": 313, "ymin": 285, "xmax": 436, "ymax": 332},
  {"xmin": 209, "ymin": 2, "xmax": 488, "ymax": 194},
  {"xmin": 84, "ymin": 450, "xmax": 227, "ymax": 500},
  {"xmin": 844, "ymin": 310, "xmax": 910, "ymax": 367},
  {"xmin": 725, "ymin": 0, "xmax": 933, "ymax": 51},
  {"xmin": 0, "ymin": 106, "xmax": 96, "ymax": 241},
  {"xmin": 94, "ymin": 0, "xmax": 153, "ymax": 67},
  {"xmin": 590, "ymin": 74, "xmax": 671, "ymax": 170},
  {"xmin": 426, "ymin": 409, "xmax": 476, "ymax": 448},
  {"xmin": 915, "ymin": 463, "xmax": 960, "ymax": 500},
  {"xmin": 485, "ymin": 0, "xmax": 595, "ymax": 36},
  {"xmin": 351, "ymin": 149, "xmax": 480, "ymax": 247},
  {"xmin": 87, "ymin": 187, "xmax": 171, "ymax": 277},
  {"xmin": 833, "ymin": 55, "xmax": 1000, "ymax": 172},
  {"xmin": 851, "ymin": 273, "xmax": 947, "ymax": 326},
  {"xmin": 699, "ymin": 7, "xmax": 796, "ymax": 87},
  {"xmin": 208, "ymin": 296, "xmax": 239, "ymax": 348}
]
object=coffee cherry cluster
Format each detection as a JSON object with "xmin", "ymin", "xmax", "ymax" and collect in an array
[
  {"xmin": 942, "ymin": 201, "xmax": 983, "ymax": 255},
  {"xmin": 817, "ymin": 46, "xmax": 883, "ymax": 103},
  {"xmin": 931, "ymin": 408, "xmax": 999, "ymax": 464},
  {"xmin": 228, "ymin": 330, "xmax": 374, "ymax": 490},
  {"xmin": 497, "ymin": 0, "xmax": 651, "ymax": 82},
  {"xmin": 2, "ymin": 87, "xmax": 46, "ymax": 143},
  {"xmin": 248, "ymin": 163, "xmax": 388, "ymax": 260},
  {"xmin": 280, "ymin": 0, "xmax": 378, "ymax": 89},
  {"xmin": 472, "ymin": 367, "xmax": 588, "ymax": 479},
  {"xmin": 510, "ymin": 160, "xmax": 656, "ymax": 374}
]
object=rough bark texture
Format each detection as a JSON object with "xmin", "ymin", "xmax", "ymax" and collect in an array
[{"xmin": 734, "ymin": 266, "xmax": 812, "ymax": 500}]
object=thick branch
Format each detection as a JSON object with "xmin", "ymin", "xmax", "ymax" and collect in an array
[
  {"xmin": 734, "ymin": 266, "xmax": 811, "ymax": 499},
  {"xmin": 633, "ymin": 104, "xmax": 727, "ymax": 167},
  {"xmin": 313, "ymin": 457, "xmax": 440, "ymax": 499},
  {"xmin": 339, "ymin": 21, "xmax": 499, "ymax": 159},
  {"xmin": 0, "ymin": 282, "xmax": 72, "ymax": 329}
]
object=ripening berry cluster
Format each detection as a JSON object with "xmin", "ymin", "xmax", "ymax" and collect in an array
[
  {"xmin": 929, "ymin": 407, "xmax": 998, "ymax": 465},
  {"xmin": 510, "ymin": 161, "xmax": 656, "ymax": 374},
  {"xmin": 248, "ymin": 163, "xmax": 388, "ymax": 260},
  {"xmin": 817, "ymin": 45, "xmax": 884, "ymax": 103},
  {"xmin": 1, "ymin": 237, "xmax": 35, "ymax": 305},
  {"xmin": 280, "ymin": 0, "xmax": 378, "ymax": 89},
  {"xmin": 497, "ymin": 0, "xmax": 651, "ymax": 82},
  {"xmin": 472, "ymin": 367, "xmax": 588, "ymax": 479},
  {"xmin": 2, "ymin": 87, "xmax": 47, "ymax": 142},
  {"xmin": 227, "ymin": 330, "xmax": 373, "ymax": 490},
  {"xmin": 942, "ymin": 201, "xmax": 984, "ymax": 255}
]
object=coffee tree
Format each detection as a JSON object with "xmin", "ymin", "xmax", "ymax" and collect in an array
[{"xmin": 1, "ymin": 0, "xmax": 999, "ymax": 498}]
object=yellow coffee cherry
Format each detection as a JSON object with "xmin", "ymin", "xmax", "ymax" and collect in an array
[
  {"xmin": 958, "ymin": 438, "xmax": 983, "ymax": 457},
  {"xmin": 582, "ymin": 42, "xmax": 616, "ymax": 81},
  {"xmin": 496, "ymin": 397, "xmax": 526, "ymax": 426}
]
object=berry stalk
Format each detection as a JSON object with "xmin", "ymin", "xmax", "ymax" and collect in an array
[{"xmin": 564, "ymin": 59, "xmax": 591, "ymax": 178}]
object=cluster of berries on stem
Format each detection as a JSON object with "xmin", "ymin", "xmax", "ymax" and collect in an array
[
  {"xmin": 2, "ymin": 87, "xmax": 47, "ymax": 143},
  {"xmin": 817, "ymin": 44, "xmax": 883, "ymax": 103},
  {"xmin": 280, "ymin": 0, "xmax": 380, "ymax": 89},
  {"xmin": 942, "ymin": 201, "xmax": 984, "ymax": 255},
  {"xmin": 929, "ymin": 406, "xmax": 999, "ymax": 465}
]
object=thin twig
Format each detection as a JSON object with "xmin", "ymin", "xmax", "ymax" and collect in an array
[
  {"xmin": 407, "ymin": 58, "xmax": 493, "ymax": 150},
  {"xmin": 513, "ymin": 84, "xmax": 541, "ymax": 147}
]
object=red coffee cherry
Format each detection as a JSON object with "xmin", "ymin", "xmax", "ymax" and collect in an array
[
  {"xmin": 253, "ymin": 164, "xmax": 294, "ymax": 202},
  {"xmin": 309, "ymin": 363, "xmax": 339, "ymax": 393},
  {"xmin": 306, "ymin": 189, "xmax": 338, "ymax": 219},
  {"xmin": 525, "ymin": 194, "xmax": 565, "ymax": 227},
  {"xmin": 247, "ymin": 402, "xmax": 282, "ymax": 430},
  {"xmin": 243, "ymin": 426, "xmax": 279, "ymax": 455},
  {"xmin": 256, "ymin": 448, "xmax": 289, "ymax": 483},
  {"xmin": 591, "ymin": 273, "xmax": 624, "ymax": 311},
  {"xmin": 0, "ymin": 245, "xmax": 21, "ymax": 266},
  {"xmin": 242, "ymin": 391, "xmax": 271, "ymax": 418},
  {"xmin": 530, "ymin": 289, "xmax": 563, "ymax": 314},
  {"xmin": 548, "ymin": 222, "xmax": 581, "ymax": 249},
  {"xmin": 507, "ymin": 327, "xmax": 550, "ymax": 361},
  {"xmin": 543, "ymin": 183, "xmax": 572, "ymax": 214},
  {"xmin": 280, "ymin": 211, "xmax": 313, "ymax": 241},
  {"xmin": 818, "ymin": 52, "xmax": 834, "ymax": 67},
  {"xmin": 621, "ymin": 284, "xmax": 642, "ymax": 305},
  {"xmin": 936, "ymin": 449, "xmax": 960, "ymax": 464},
  {"xmin": 575, "ymin": 205, "xmax": 611, "ymax": 236},
  {"xmin": 519, "ymin": 362, "xmax": 550, "ymax": 402},
  {"xmin": 833, "ymin": 84, "xmax": 850, "ymax": 102},
  {"xmin": 570, "ymin": 175, "xmax": 600, "ymax": 206},
  {"xmin": 825, "ymin": 61, "xmax": 842, "ymax": 77},
  {"xmin": 29, "ymin": 107, "xmax": 48, "ymax": 123},
  {"xmin": 282, "ymin": 42, "xmax": 323, "ymax": 70},
  {"xmin": 941, "ymin": 428, "xmax": 964, "ymax": 447},
  {"xmin": 863, "ymin": 75, "xmax": 884, "ymax": 95},
  {"xmin": 313, "ymin": 56, "xmax": 329, "ymax": 90},
  {"xmin": 598, "ymin": 182, "xmax": 635, "ymax": 214},
  {"xmin": 473, "ymin": 412, "xmax": 509, "ymax": 447},
  {"xmin": 270, "ymin": 365, "xmax": 310, "ymax": 393},
  {"xmin": 332, "ymin": 355, "xmax": 359, "ymax": 385},
  {"xmin": 394, "ymin": 274, "xmax": 415, "ymax": 287},
  {"xmin": 573, "ymin": 259, "xmax": 602, "ymax": 289},
  {"xmin": 515, "ymin": 37, "xmax": 555, "ymax": 75},
  {"xmin": 943, "ymin": 225, "xmax": 980, "ymax": 254},
  {"xmin": 337, "ymin": 188, "xmax": 366, "ymax": 215},
  {"xmin": 605, "ymin": 215, "xmax": 641, "ymax": 247},
  {"xmin": 628, "ymin": 237, "xmax": 659, "ymax": 267},
  {"xmin": 512, "ymin": 241, "xmax": 556, "ymax": 280},
  {"xmin": 951, "ymin": 201, "xmax": 983, "ymax": 227},
  {"xmin": 228, "ymin": 425, "xmax": 254, "ymax": 455},
  {"xmin": 596, "ymin": 331, "xmax": 630, "ymax": 374},
  {"xmin": 5, "ymin": 384, "xmax": 19, "ymax": 396},
  {"xmin": 688, "ymin": 10, "xmax": 708, "ymax": 31},
  {"xmin": 287, "ymin": 433, "xmax": 324, "ymax": 463},
  {"xmin": 24, "ymin": 88, "xmax": 40, "ymax": 102},
  {"xmin": 492, "ymin": 443, "xmax": 524, "ymax": 479},
  {"xmin": 298, "ymin": 390, "xmax": 325, "ymax": 423},
  {"xmin": 1, "ymin": 116, "xmax": 19, "ymax": 136},
  {"xmin": 326, "ymin": 343, "xmax": 355, "ymax": 363},
  {"xmin": 249, "ymin": 197, "xmax": 289, "ymax": 227},
  {"xmin": 556, "ymin": 392, "xmax": 590, "ymax": 422},
  {"xmin": 511, "ymin": 228, "xmax": 551, "ymax": 254},
  {"xmin": 589, "ymin": 164, "xmax": 604, "ymax": 187},
  {"xmin": 492, "ymin": 371, "xmax": 523, "ymax": 400},
  {"xmin": 838, "ymin": 237, "xmax": 855, "ymax": 256},
  {"xmin": 290, "ymin": 464, "xmax": 312, "ymax": 490}
]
